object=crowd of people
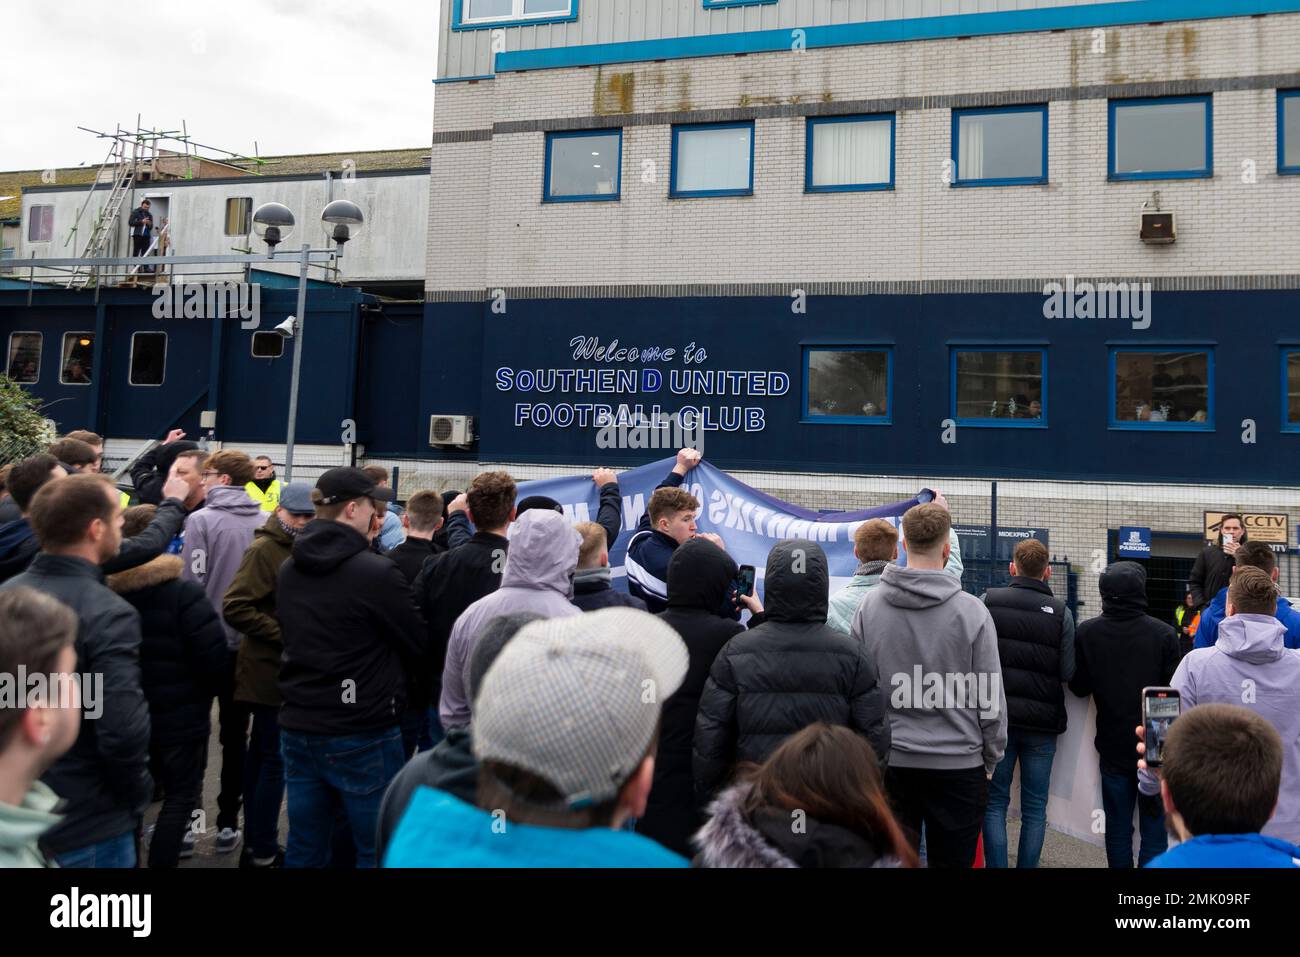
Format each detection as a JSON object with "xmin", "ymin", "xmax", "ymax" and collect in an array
[{"xmin": 0, "ymin": 436, "xmax": 1297, "ymax": 870}]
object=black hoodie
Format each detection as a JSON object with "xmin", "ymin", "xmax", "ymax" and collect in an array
[
  {"xmin": 639, "ymin": 539, "xmax": 747, "ymax": 856},
  {"xmin": 129, "ymin": 440, "xmax": 199, "ymax": 505},
  {"xmin": 276, "ymin": 519, "xmax": 428, "ymax": 736},
  {"xmin": 693, "ymin": 540, "xmax": 890, "ymax": 803},
  {"xmin": 1069, "ymin": 562, "xmax": 1179, "ymax": 770}
]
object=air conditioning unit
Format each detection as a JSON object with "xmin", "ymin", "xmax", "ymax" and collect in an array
[
  {"xmin": 429, "ymin": 414, "xmax": 475, "ymax": 448},
  {"xmin": 1140, "ymin": 211, "xmax": 1176, "ymax": 244}
]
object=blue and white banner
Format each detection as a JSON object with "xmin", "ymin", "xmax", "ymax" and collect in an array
[{"xmin": 517, "ymin": 456, "xmax": 933, "ymax": 597}]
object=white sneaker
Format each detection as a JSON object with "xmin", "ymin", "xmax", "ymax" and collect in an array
[{"xmin": 215, "ymin": 827, "xmax": 242, "ymax": 854}]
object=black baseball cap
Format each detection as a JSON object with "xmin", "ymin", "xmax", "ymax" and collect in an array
[{"xmin": 315, "ymin": 466, "xmax": 396, "ymax": 506}]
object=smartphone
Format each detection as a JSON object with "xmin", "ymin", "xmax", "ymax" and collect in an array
[
  {"xmin": 1141, "ymin": 687, "xmax": 1181, "ymax": 767},
  {"xmin": 1223, "ymin": 532, "xmax": 1234, "ymax": 545},
  {"xmin": 736, "ymin": 565, "xmax": 756, "ymax": 597}
]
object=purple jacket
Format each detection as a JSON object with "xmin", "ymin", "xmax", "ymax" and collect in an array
[
  {"xmin": 1141, "ymin": 614, "xmax": 1300, "ymax": 844},
  {"xmin": 182, "ymin": 485, "xmax": 266, "ymax": 649},
  {"xmin": 438, "ymin": 510, "xmax": 582, "ymax": 729}
]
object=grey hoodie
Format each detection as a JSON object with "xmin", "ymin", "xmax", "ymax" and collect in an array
[
  {"xmin": 1140, "ymin": 614, "xmax": 1300, "ymax": 844},
  {"xmin": 851, "ymin": 563, "xmax": 1007, "ymax": 773},
  {"xmin": 181, "ymin": 484, "xmax": 265, "ymax": 650},
  {"xmin": 438, "ymin": 509, "xmax": 582, "ymax": 728}
]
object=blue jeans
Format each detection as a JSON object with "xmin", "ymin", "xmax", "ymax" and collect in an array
[
  {"xmin": 281, "ymin": 726, "xmax": 405, "ymax": 869},
  {"xmin": 983, "ymin": 729, "xmax": 1058, "ymax": 868},
  {"xmin": 55, "ymin": 830, "xmax": 137, "ymax": 868},
  {"xmin": 243, "ymin": 704, "xmax": 285, "ymax": 858},
  {"xmin": 1100, "ymin": 764, "xmax": 1168, "ymax": 868}
]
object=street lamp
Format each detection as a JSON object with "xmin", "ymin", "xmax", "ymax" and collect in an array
[
  {"xmin": 251, "ymin": 202, "xmax": 296, "ymax": 252},
  {"xmin": 321, "ymin": 199, "xmax": 365, "ymax": 247},
  {"xmin": 252, "ymin": 201, "xmax": 365, "ymax": 483}
]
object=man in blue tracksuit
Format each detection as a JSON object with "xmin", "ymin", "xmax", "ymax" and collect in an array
[
  {"xmin": 625, "ymin": 448, "xmax": 719, "ymax": 613},
  {"xmin": 1144, "ymin": 704, "xmax": 1300, "ymax": 869},
  {"xmin": 1193, "ymin": 542, "xmax": 1300, "ymax": 650}
]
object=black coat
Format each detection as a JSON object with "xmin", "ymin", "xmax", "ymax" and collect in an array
[
  {"xmin": 693, "ymin": 540, "xmax": 891, "ymax": 803},
  {"xmin": 1069, "ymin": 562, "xmax": 1180, "ymax": 770},
  {"xmin": 277, "ymin": 520, "xmax": 428, "ymax": 736},
  {"xmin": 983, "ymin": 576, "xmax": 1073, "ymax": 735},
  {"xmin": 0, "ymin": 517, "xmax": 38, "ymax": 585},
  {"xmin": 129, "ymin": 440, "xmax": 198, "ymax": 506},
  {"xmin": 1188, "ymin": 541, "xmax": 1237, "ymax": 608},
  {"xmin": 412, "ymin": 527, "xmax": 508, "ymax": 708},
  {"xmin": 571, "ymin": 574, "xmax": 648, "ymax": 612},
  {"xmin": 389, "ymin": 536, "xmax": 442, "ymax": 585},
  {"xmin": 106, "ymin": 554, "xmax": 230, "ymax": 746},
  {"xmin": 0, "ymin": 555, "xmax": 152, "ymax": 855},
  {"xmin": 638, "ymin": 540, "xmax": 745, "ymax": 856}
]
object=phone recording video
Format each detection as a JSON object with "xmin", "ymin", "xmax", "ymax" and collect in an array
[
  {"xmin": 736, "ymin": 565, "xmax": 756, "ymax": 598},
  {"xmin": 1142, "ymin": 687, "xmax": 1181, "ymax": 767}
]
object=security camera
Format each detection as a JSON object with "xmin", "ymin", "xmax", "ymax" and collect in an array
[{"xmin": 274, "ymin": 316, "xmax": 297, "ymax": 338}]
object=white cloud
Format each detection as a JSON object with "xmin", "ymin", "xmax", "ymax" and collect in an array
[{"xmin": 1, "ymin": 0, "xmax": 439, "ymax": 168}]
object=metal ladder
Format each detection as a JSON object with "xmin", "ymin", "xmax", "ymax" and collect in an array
[{"xmin": 65, "ymin": 130, "xmax": 145, "ymax": 288}]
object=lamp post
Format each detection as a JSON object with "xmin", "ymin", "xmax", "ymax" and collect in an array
[{"xmin": 253, "ymin": 200, "xmax": 364, "ymax": 483}]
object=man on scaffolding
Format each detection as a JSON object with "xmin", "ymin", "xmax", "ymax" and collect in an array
[{"xmin": 128, "ymin": 198, "xmax": 154, "ymax": 273}]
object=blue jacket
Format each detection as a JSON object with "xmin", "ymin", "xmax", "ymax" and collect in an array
[
  {"xmin": 1194, "ymin": 588, "xmax": 1300, "ymax": 650},
  {"xmin": 383, "ymin": 786, "xmax": 688, "ymax": 868},
  {"xmin": 626, "ymin": 471, "xmax": 686, "ymax": 614},
  {"xmin": 1147, "ymin": 833, "xmax": 1300, "ymax": 868},
  {"xmin": 379, "ymin": 502, "xmax": 404, "ymax": 552}
]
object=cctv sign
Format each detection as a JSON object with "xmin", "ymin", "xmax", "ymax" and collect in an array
[{"xmin": 1204, "ymin": 512, "xmax": 1290, "ymax": 553}]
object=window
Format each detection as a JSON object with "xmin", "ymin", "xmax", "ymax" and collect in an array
[
  {"xmin": 1280, "ymin": 91, "xmax": 1300, "ymax": 175},
  {"xmin": 225, "ymin": 197, "xmax": 253, "ymax": 236},
  {"xmin": 804, "ymin": 348, "xmax": 891, "ymax": 424},
  {"xmin": 544, "ymin": 130, "xmax": 621, "ymax": 202},
  {"xmin": 129, "ymin": 332, "xmax": 167, "ymax": 386},
  {"xmin": 1110, "ymin": 348, "xmax": 1213, "ymax": 430},
  {"xmin": 703, "ymin": 1, "xmax": 778, "ymax": 8},
  {"xmin": 251, "ymin": 332, "xmax": 284, "ymax": 359},
  {"xmin": 671, "ymin": 123, "xmax": 754, "ymax": 198},
  {"xmin": 952, "ymin": 106, "xmax": 1048, "ymax": 186},
  {"xmin": 27, "ymin": 205, "xmax": 53, "ymax": 243},
  {"xmin": 455, "ymin": 0, "xmax": 576, "ymax": 28},
  {"xmin": 0, "ymin": 247, "xmax": 14, "ymax": 274},
  {"xmin": 1283, "ymin": 350, "xmax": 1300, "ymax": 432},
  {"xmin": 1109, "ymin": 96, "xmax": 1212, "ymax": 180},
  {"xmin": 806, "ymin": 115, "xmax": 894, "ymax": 192},
  {"xmin": 6, "ymin": 332, "xmax": 41, "ymax": 383},
  {"xmin": 951, "ymin": 349, "xmax": 1046, "ymax": 427},
  {"xmin": 60, "ymin": 333, "xmax": 94, "ymax": 386}
]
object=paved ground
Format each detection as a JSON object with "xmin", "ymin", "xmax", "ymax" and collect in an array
[{"xmin": 143, "ymin": 712, "xmax": 1107, "ymax": 868}]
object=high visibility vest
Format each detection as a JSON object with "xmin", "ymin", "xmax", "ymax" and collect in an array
[
  {"xmin": 1188, "ymin": 611, "xmax": 1202, "ymax": 637},
  {"xmin": 244, "ymin": 479, "xmax": 281, "ymax": 512},
  {"xmin": 119, "ymin": 490, "xmax": 131, "ymax": 510}
]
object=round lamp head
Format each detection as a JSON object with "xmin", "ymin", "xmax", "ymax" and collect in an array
[
  {"xmin": 321, "ymin": 199, "xmax": 364, "ymax": 245},
  {"xmin": 252, "ymin": 203, "xmax": 296, "ymax": 248}
]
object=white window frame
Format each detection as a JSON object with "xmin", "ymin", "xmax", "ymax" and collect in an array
[
  {"xmin": 60, "ymin": 332, "xmax": 94, "ymax": 387},
  {"xmin": 6, "ymin": 331, "xmax": 42, "ymax": 384},
  {"xmin": 128, "ymin": 331, "xmax": 167, "ymax": 387},
  {"xmin": 460, "ymin": 0, "xmax": 573, "ymax": 26}
]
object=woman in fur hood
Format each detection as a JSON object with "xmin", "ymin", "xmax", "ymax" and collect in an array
[
  {"xmin": 693, "ymin": 723, "xmax": 918, "ymax": 868},
  {"xmin": 107, "ymin": 505, "xmax": 229, "ymax": 868}
]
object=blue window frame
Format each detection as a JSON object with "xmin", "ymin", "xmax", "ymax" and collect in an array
[
  {"xmin": 802, "ymin": 346, "xmax": 893, "ymax": 425},
  {"xmin": 1279, "ymin": 90, "xmax": 1300, "ymax": 176},
  {"xmin": 950, "ymin": 346, "xmax": 1047, "ymax": 428},
  {"xmin": 670, "ymin": 122, "xmax": 754, "ymax": 198},
  {"xmin": 1109, "ymin": 95, "xmax": 1212, "ymax": 181},
  {"xmin": 805, "ymin": 115, "xmax": 895, "ymax": 193},
  {"xmin": 544, "ymin": 129, "xmax": 622, "ymax": 202},
  {"xmin": 703, "ymin": 0, "xmax": 777, "ymax": 8},
  {"xmin": 452, "ymin": 0, "xmax": 577, "ymax": 31},
  {"xmin": 1109, "ymin": 346, "xmax": 1214, "ymax": 431},
  {"xmin": 1283, "ymin": 348, "xmax": 1300, "ymax": 433},
  {"xmin": 951, "ymin": 105, "xmax": 1048, "ymax": 187}
]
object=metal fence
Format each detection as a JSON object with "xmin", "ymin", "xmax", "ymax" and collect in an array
[{"xmin": 960, "ymin": 558, "xmax": 1078, "ymax": 620}]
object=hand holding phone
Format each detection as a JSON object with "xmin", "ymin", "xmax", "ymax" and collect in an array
[
  {"xmin": 1140, "ymin": 687, "xmax": 1180, "ymax": 768},
  {"xmin": 736, "ymin": 565, "xmax": 755, "ymax": 597}
]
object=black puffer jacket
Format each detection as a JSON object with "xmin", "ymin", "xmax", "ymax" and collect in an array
[
  {"xmin": 107, "ymin": 554, "xmax": 230, "ymax": 746},
  {"xmin": 1069, "ymin": 562, "xmax": 1180, "ymax": 770},
  {"xmin": 639, "ymin": 539, "xmax": 745, "ymax": 856},
  {"xmin": 983, "ymin": 576, "xmax": 1074, "ymax": 735},
  {"xmin": 277, "ymin": 520, "xmax": 428, "ymax": 736},
  {"xmin": 692, "ymin": 540, "xmax": 890, "ymax": 802},
  {"xmin": 0, "ymin": 555, "xmax": 152, "ymax": 855}
]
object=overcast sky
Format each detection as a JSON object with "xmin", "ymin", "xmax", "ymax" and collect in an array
[{"xmin": 2, "ymin": 0, "xmax": 438, "ymax": 170}]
